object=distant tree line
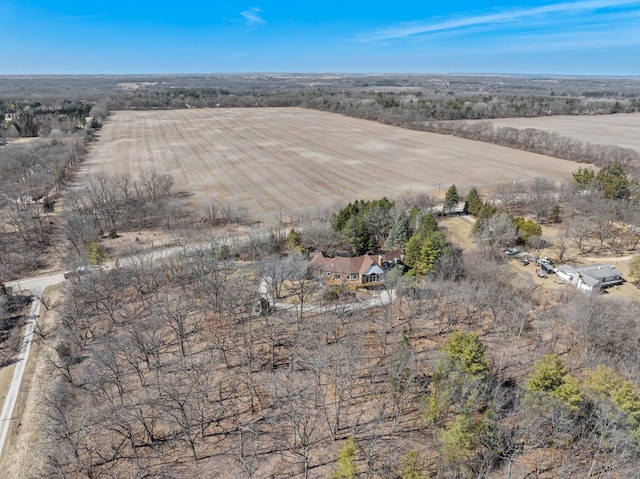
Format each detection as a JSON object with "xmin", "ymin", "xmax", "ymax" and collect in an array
[{"xmin": 418, "ymin": 120, "xmax": 640, "ymax": 171}]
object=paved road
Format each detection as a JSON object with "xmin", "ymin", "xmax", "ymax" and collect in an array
[
  {"xmin": 5, "ymin": 274, "xmax": 65, "ymax": 296},
  {"xmin": 0, "ymin": 274, "xmax": 66, "ymax": 459},
  {"xmin": 0, "ymin": 297, "xmax": 40, "ymax": 457}
]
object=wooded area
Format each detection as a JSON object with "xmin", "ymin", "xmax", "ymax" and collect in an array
[{"xmin": 1, "ymin": 74, "xmax": 640, "ymax": 478}]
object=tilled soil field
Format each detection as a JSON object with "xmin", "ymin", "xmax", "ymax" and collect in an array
[
  {"xmin": 84, "ymin": 107, "xmax": 587, "ymax": 222},
  {"xmin": 466, "ymin": 112, "xmax": 640, "ymax": 153}
]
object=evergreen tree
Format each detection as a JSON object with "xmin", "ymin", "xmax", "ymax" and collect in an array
[
  {"xmin": 512, "ymin": 217, "xmax": 543, "ymax": 244},
  {"xmin": 399, "ymin": 450, "xmax": 429, "ymax": 479},
  {"xmin": 403, "ymin": 213, "xmax": 452, "ymax": 278},
  {"xmin": 443, "ymin": 330, "xmax": 489, "ymax": 378},
  {"xmin": 343, "ymin": 215, "xmax": 374, "ymax": 255},
  {"xmin": 588, "ymin": 365, "xmax": 640, "ymax": 427},
  {"xmin": 443, "ymin": 184, "xmax": 460, "ymax": 214},
  {"xmin": 384, "ymin": 212, "xmax": 411, "ymax": 250},
  {"xmin": 414, "ymin": 231, "xmax": 449, "ymax": 277},
  {"xmin": 526, "ymin": 354, "xmax": 582, "ymax": 410},
  {"xmin": 415, "ymin": 213, "xmax": 438, "ymax": 236},
  {"xmin": 426, "ymin": 331, "xmax": 491, "ymax": 476},
  {"xmin": 331, "ymin": 198, "xmax": 395, "ymax": 255},
  {"xmin": 86, "ymin": 240, "xmax": 107, "ymax": 267},
  {"xmin": 572, "ymin": 167, "xmax": 596, "ymax": 188},
  {"xmin": 403, "ymin": 234, "xmax": 422, "ymax": 270},
  {"xmin": 463, "ymin": 187, "xmax": 479, "ymax": 214},
  {"xmin": 286, "ymin": 228, "xmax": 304, "ymax": 255},
  {"xmin": 333, "ymin": 436, "xmax": 359, "ymax": 479},
  {"xmin": 438, "ymin": 412, "xmax": 485, "ymax": 471},
  {"xmin": 596, "ymin": 163, "xmax": 629, "ymax": 199}
]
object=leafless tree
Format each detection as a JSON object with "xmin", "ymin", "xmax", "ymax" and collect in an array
[{"xmin": 270, "ymin": 370, "xmax": 321, "ymax": 478}]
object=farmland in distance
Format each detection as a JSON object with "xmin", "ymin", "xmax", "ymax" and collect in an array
[
  {"xmin": 84, "ymin": 107, "xmax": 588, "ymax": 221},
  {"xmin": 465, "ymin": 112, "xmax": 640, "ymax": 153}
]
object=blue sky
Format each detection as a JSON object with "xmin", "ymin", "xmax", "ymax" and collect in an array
[{"xmin": 1, "ymin": 0, "xmax": 639, "ymax": 75}]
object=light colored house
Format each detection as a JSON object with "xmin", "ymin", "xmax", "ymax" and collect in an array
[
  {"xmin": 556, "ymin": 264, "xmax": 623, "ymax": 294},
  {"xmin": 308, "ymin": 250, "xmax": 404, "ymax": 287}
]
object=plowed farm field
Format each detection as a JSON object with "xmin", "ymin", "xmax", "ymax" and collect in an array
[
  {"xmin": 467, "ymin": 112, "xmax": 640, "ymax": 153},
  {"xmin": 84, "ymin": 107, "xmax": 587, "ymax": 222}
]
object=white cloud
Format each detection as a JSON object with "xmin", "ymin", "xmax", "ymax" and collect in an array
[
  {"xmin": 240, "ymin": 7, "xmax": 265, "ymax": 26},
  {"xmin": 360, "ymin": 0, "xmax": 640, "ymax": 41}
]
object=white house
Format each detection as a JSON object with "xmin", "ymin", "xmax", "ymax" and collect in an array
[{"xmin": 556, "ymin": 264, "xmax": 623, "ymax": 294}]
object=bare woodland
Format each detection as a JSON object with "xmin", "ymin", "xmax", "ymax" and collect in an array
[{"xmin": 1, "ymin": 75, "xmax": 640, "ymax": 478}]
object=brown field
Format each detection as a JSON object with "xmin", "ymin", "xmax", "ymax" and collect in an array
[
  {"xmin": 466, "ymin": 112, "xmax": 640, "ymax": 153},
  {"xmin": 84, "ymin": 107, "xmax": 588, "ymax": 222}
]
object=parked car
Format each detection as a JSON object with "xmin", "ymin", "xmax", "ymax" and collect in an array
[
  {"xmin": 63, "ymin": 265, "xmax": 99, "ymax": 279},
  {"xmin": 505, "ymin": 247, "xmax": 520, "ymax": 256},
  {"xmin": 536, "ymin": 257, "xmax": 551, "ymax": 265},
  {"xmin": 521, "ymin": 259, "xmax": 530, "ymax": 266},
  {"xmin": 536, "ymin": 269, "xmax": 547, "ymax": 278},
  {"xmin": 540, "ymin": 262, "xmax": 555, "ymax": 274}
]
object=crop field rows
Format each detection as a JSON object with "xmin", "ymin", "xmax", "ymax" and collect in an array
[
  {"xmin": 84, "ymin": 107, "xmax": 586, "ymax": 222},
  {"xmin": 468, "ymin": 112, "xmax": 640, "ymax": 153}
]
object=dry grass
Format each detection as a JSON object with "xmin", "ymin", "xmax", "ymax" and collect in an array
[{"xmin": 83, "ymin": 108, "xmax": 587, "ymax": 223}]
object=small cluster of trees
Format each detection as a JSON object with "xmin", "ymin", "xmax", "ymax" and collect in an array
[
  {"xmin": 330, "ymin": 197, "xmax": 459, "ymax": 280},
  {"xmin": 403, "ymin": 213, "xmax": 457, "ymax": 279},
  {"xmin": 463, "ymin": 163, "xmax": 640, "ymax": 259},
  {"xmin": 63, "ymin": 172, "xmax": 187, "ymax": 263},
  {"xmin": 330, "ymin": 198, "xmax": 395, "ymax": 255},
  {"xmin": 468, "ymin": 189, "xmax": 543, "ymax": 253},
  {"xmin": 573, "ymin": 164, "xmax": 635, "ymax": 200},
  {"xmin": 1, "ymin": 100, "xmax": 93, "ymax": 139}
]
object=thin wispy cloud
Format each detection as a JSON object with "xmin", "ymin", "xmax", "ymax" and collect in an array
[
  {"xmin": 240, "ymin": 7, "xmax": 265, "ymax": 26},
  {"xmin": 445, "ymin": 24, "xmax": 640, "ymax": 55},
  {"xmin": 361, "ymin": 0, "xmax": 640, "ymax": 41}
]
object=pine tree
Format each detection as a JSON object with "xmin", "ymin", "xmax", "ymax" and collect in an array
[
  {"xmin": 526, "ymin": 354, "xmax": 582, "ymax": 410},
  {"xmin": 385, "ymin": 212, "xmax": 411, "ymax": 250},
  {"xmin": 443, "ymin": 330, "xmax": 489, "ymax": 378},
  {"xmin": 588, "ymin": 365, "xmax": 640, "ymax": 426},
  {"xmin": 443, "ymin": 184, "xmax": 460, "ymax": 214},
  {"xmin": 414, "ymin": 231, "xmax": 448, "ymax": 277},
  {"xmin": 595, "ymin": 163, "xmax": 629, "ymax": 199},
  {"xmin": 572, "ymin": 167, "xmax": 596, "ymax": 188},
  {"xmin": 463, "ymin": 187, "xmax": 479, "ymax": 215},
  {"xmin": 86, "ymin": 240, "xmax": 107, "ymax": 267},
  {"xmin": 286, "ymin": 228, "xmax": 302, "ymax": 253},
  {"xmin": 333, "ymin": 437, "xmax": 359, "ymax": 479},
  {"xmin": 399, "ymin": 450, "xmax": 429, "ymax": 479}
]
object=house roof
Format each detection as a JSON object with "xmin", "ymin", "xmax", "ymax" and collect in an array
[
  {"xmin": 374, "ymin": 249, "xmax": 405, "ymax": 264},
  {"xmin": 308, "ymin": 252, "xmax": 384, "ymax": 276},
  {"xmin": 557, "ymin": 265, "xmax": 577, "ymax": 275},
  {"xmin": 575, "ymin": 264, "xmax": 622, "ymax": 281},
  {"xmin": 579, "ymin": 274, "xmax": 602, "ymax": 287}
]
